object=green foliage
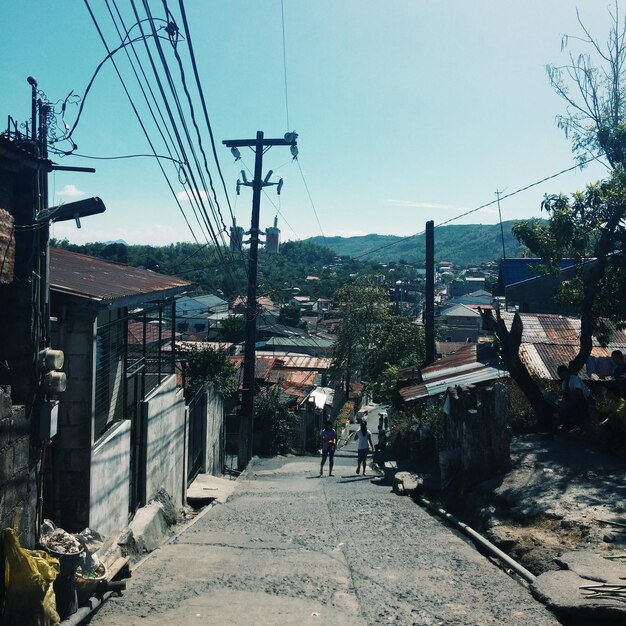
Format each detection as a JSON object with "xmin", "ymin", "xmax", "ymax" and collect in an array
[
  {"xmin": 254, "ymin": 385, "xmax": 297, "ymax": 455},
  {"xmin": 330, "ymin": 277, "xmax": 389, "ymax": 390},
  {"xmin": 337, "ymin": 401, "xmax": 354, "ymax": 425},
  {"xmin": 364, "ymin": 314, "xmax": 425, "ymax": 406},
  {"xmin": 181, "ymin": 346, "xmax": 236, "ymax": 398},
  {"xmin": 277, "ymin": 305, "xmax": 306, "ymax": 330},
  {"xmin": 513, "ymin": 170, "xmax": 626, "ymax": 330},
  {"xmin": 308, "ymin": 222, "xmax": 525, "ymax": 265},
  {"xmin": 221, "ymin": 314, "xmax": 245, "ymax": 342}
]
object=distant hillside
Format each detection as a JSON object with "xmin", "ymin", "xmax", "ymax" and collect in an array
[{"xmin": 307, "ymin": 221, "xmax": 527, "ymax": 266}]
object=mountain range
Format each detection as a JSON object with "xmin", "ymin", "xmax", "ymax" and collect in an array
[{"xmin": 306, "ymin": 220, "xmax": 528, "ymax": 266}]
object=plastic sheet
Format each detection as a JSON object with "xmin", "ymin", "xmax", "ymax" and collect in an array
[{"xmin": 1, "ymin": 528, "xmax": 60, "ymax": 626}]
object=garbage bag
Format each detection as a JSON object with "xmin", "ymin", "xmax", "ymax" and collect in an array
[{"xmin": 1, "ymin": 528, "xmax": 60, "ymax": 626}]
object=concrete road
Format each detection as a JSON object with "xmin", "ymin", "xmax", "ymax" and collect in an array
[{"xmin": 89, "ymin": 437, "xmax": 558, "ymax": 626}]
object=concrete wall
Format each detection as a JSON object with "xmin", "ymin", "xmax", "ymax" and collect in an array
[
  {"xmin": 204, "ymin": 384, "xmax": 223, "ymax": 476},
  {"xmin": 89, "ymin": 419, "xmax": 131, "ymax": 536},
  {"xmin": 144, "ymin": 375, "xmax": 186, "ymax": 505},
  {"xmin": 50, "ymin": 305, "xmax": 97, "ymax": 532},
  {"xmin": 0, "ymin": 387, "xmax": 37, "ymax": 547}
]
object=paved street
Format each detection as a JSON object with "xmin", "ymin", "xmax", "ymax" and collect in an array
[{"xmin": 89, "ymin": 434, "xmax": 558, "ymax": 626}]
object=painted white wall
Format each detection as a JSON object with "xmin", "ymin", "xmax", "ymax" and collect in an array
[
  {"xmin": 89, "ymin": 419, "xmax": 131, "ymax": 536},
  {"xmin": 144, "ymin": 375, "xmax": 186, "ymax": 506}
]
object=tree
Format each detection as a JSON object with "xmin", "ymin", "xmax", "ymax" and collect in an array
[
  {"xmin": 254, "ymin": 385, "xmax": 297, "ymax": 455},
  {"xmin": 330, "ymin": 278, "xmax": 389, "ymax": 396},
  {"xmin": 277, "ymin": 305, "xmax": 306, "ymax": 330},
  {"xmin": 499, "ymin": 3, "xmax": 626, "ymax": 426},
  {"xmin": 181, "ymin": 346, "xmax": 236, "ymax": 398},
  {"xmin": 364, "ymin": 314, "xmax": 425, "ymax": 406},
  {"xmin": 221, "ymin": 314, "xmax": 245, "ymax": 343},
  {"xmin": 547, "ymin": 1, "xmax": 626, "ymax": 169}
]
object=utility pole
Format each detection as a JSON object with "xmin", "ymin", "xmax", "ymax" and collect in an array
[
  {"xmin": 222, "ymin": 131, "xmax": 296, "ymax": 471},
  {"xmin": 424, "ymin": 220, "xmax": 435, "ymax": 365},
  {"xmin": 495, "ymin": 190, "xmax": 506, "ymax": 261}
]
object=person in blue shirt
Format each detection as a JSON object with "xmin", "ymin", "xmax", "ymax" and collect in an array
[{"xmin": 320, "ymin": 421, "xmax": 337, "ymax": 477}]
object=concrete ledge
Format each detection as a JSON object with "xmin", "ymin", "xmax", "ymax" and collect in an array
[
  {"xmin": 531, "ymin": 552, "xmax": 626, "ymax": 625},
  {"xmin": 186, "ymin": 473, "xmax": 238, "ymax": 506},
  {"xmin": 128, "ymin": 502, "xmax": 171, "ymax": 553}
]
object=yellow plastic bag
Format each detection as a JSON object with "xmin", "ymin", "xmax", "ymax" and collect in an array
[{"xmin": 1, "ymin": 528, "xmax": 60, "ymax": 626}]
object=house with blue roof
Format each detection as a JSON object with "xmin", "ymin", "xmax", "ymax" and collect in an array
[{"xmin": 495, "ymin": 258, "xmax": 595, "ymax": 314}]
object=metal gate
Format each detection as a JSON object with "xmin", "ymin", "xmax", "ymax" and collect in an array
[{"xmin": 187, "ymin": 389, "xmax": 206, "ymax": 485}]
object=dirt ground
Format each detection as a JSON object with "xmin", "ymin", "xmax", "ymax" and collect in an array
[{"xmin": 453, "ymin": 433, "xmax": 626, "ymax": 575}]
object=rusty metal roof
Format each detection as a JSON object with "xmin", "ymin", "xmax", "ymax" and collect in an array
[
  {"xmin": 272, "ymin": 355, "xmax": 330, "ymax": 370},
  {"xmin": 50, "ymin": 247, "xmax": 191, "ymax": 303},
  {"xmin": 500, "ymin": 311, "xmax": 626, "ymax": 379},
  {"xmin": 399, "ymin": 343, "xmax": 509, "ymax": 402},
  {"xmin": 268, "ymin": 369, "xmax": 317, "ymax": 386}
]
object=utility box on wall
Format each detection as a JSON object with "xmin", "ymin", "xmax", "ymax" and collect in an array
[{"xmin": 40, "ymin": 400, "xmax": 59, "ymax": 439}]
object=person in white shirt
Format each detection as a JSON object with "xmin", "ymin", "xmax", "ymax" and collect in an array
[
  {"xmin": 353, "ymin": 421, "xmax": 374, "ymax": 475},
  {"xmin": 557, "ymin": 364, "xmax": 592, "ymax": 427}
]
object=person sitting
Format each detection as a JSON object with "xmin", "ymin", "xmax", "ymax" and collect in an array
[
  {"xmin": 611, "ymin": 350, "xmax": 626, "ymax": 397},
  {"xmin": 556, "ymin": 364, "xmax": 592, "ymax": 428},
  {"xmin": 600, "ymin": 383, "xmax": 626, "ymax": 436}
]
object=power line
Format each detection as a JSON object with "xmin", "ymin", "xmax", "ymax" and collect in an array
[
  {"xmin": 353, "ymin": 155, "xmax": 604, "ymax": 260},
  {"xmin": 295, "ymin": 157, "xmax": 327, "ymax": 248},
  {"xmin": 176, "ymin": 0, "xmax": 235, "ymax": 223},
  {"xmin": 83, "ymin": 0, "xmax": 201, "ymax": 246},
  {"xmin": 105, "ymin": 0, "xmax": 214, "ymax": 250},
  {"xmin": 280, "ymin": 0, "xmax": 290, "ymax": 131}
]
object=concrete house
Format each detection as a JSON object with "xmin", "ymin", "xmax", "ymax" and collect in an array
[
  {"xmin": 438, "ymin": 303, "xmax": 482, "ymax": 343},
  {"xmin": 48, "ymin": 248, "xmax": 192, "ymax": 536},
  {"xmin": 176, "ymin": 293, "xmax": 228, "ymax": 337}
]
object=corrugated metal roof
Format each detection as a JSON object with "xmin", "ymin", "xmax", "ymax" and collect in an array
[
  {"xmin": 273, "ymin": 355, "xmax": 330, "ymax": 370},
  {"xmin": 50, "ymin": 248, "xmax": 191, "ymax": 302},
  {"xmin": 500, "ymin": 312, "xmax": 626, "ymax": 379},
  {"xmin": 268, "ymin": 369, "xmax": 317, "ymax": 386},
  {"xmin": 400, "ymin": 343, "xmax": 509, "ymax": 402},
  {"xmin": 400, "ymin": 343, "xmax": 508, "ymax": 401}
]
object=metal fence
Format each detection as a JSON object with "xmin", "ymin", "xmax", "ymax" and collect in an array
[{"xmin": 94, "ymin": 301, "xmax": 176, "ymax": 440}]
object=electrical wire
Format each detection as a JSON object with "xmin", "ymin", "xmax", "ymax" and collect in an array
[
  {"xmin": 240, "ymin": 158, "xmax": 300, "ymax": 240},
  {"xmin": 175, "ymin": 0, "xmax": 235, "ymax": 223},
  {"xmin": 83, "ymin": 0, "xmax": 201, "ymax": 247},
  {"xmin": 295, "ymin": 157, "xmax": 327, "ymax": 248},
  {"xmin": 105, "ymin": 0, "xmax": 213, "ymax": 245},
  {"xmin": 280, "ymin": 0, "xmax": 290, "ymax": 132},
  {"xmin": 352, "ymin": 155, "xmax": 605, "ymax": 260},
  {"xmin": 134, "ymin": 0, "xmax": 225, "ymax": 249},
  {"xmin": 67, "ymin": 151, "xmax": 184, "ymax": 163}
]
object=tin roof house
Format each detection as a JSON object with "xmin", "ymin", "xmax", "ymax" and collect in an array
[{"xmin": 48, "ymin": 248, "xmax": 192, "ymax": 535}]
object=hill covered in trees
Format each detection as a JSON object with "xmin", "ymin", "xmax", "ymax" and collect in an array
[{"xmin": 306, "ymin": 221, "xmax": 527, "ymax": 265}]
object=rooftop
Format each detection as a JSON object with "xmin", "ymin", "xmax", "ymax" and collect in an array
[{"xmin": 50, "ymin": 248, "xmax": 191, "ymax": 304}]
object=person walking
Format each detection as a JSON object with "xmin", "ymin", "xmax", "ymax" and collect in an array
[
  {"xmin": 354, "ymin": 421, "xmax": 374, "ymax": 475},
  {"xmin": 320, "ymin": 421, "xmax": 337, "ymax": 476}
]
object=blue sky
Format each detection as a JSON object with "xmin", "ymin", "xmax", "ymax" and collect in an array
[{"xmin": 0, "ymin": 1, "xmax": 616, "ymax": 246}]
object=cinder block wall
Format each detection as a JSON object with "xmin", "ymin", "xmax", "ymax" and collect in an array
[
  {"xmin": 50, "ymin": 309, "xmax": 96, "ymax": 532},
  {"xmin": 0, "ymin": 387, "xmax": 37, "ymax": 547}
]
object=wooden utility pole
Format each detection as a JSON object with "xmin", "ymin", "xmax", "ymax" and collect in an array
[
  {"xmin": 424, "ymin": 220, "xmax": 435, "ymax": 365},
  {"xmin": 222, "ymin": 131, "xmax": 296, "ymax": 470}
]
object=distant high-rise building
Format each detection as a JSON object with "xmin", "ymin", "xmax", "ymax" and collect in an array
[
  {"xmin": 265, "ymin": 216, "xmax": 280, "ymax": 254},
  {"xmin": 229, "ymin": 219, "xmax": 244, "ymax": 252}
]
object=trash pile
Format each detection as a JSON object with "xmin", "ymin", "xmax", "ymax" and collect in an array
[{"xmin": 39, "ymin": 521, "xmax": 83, "ymax": 556}]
